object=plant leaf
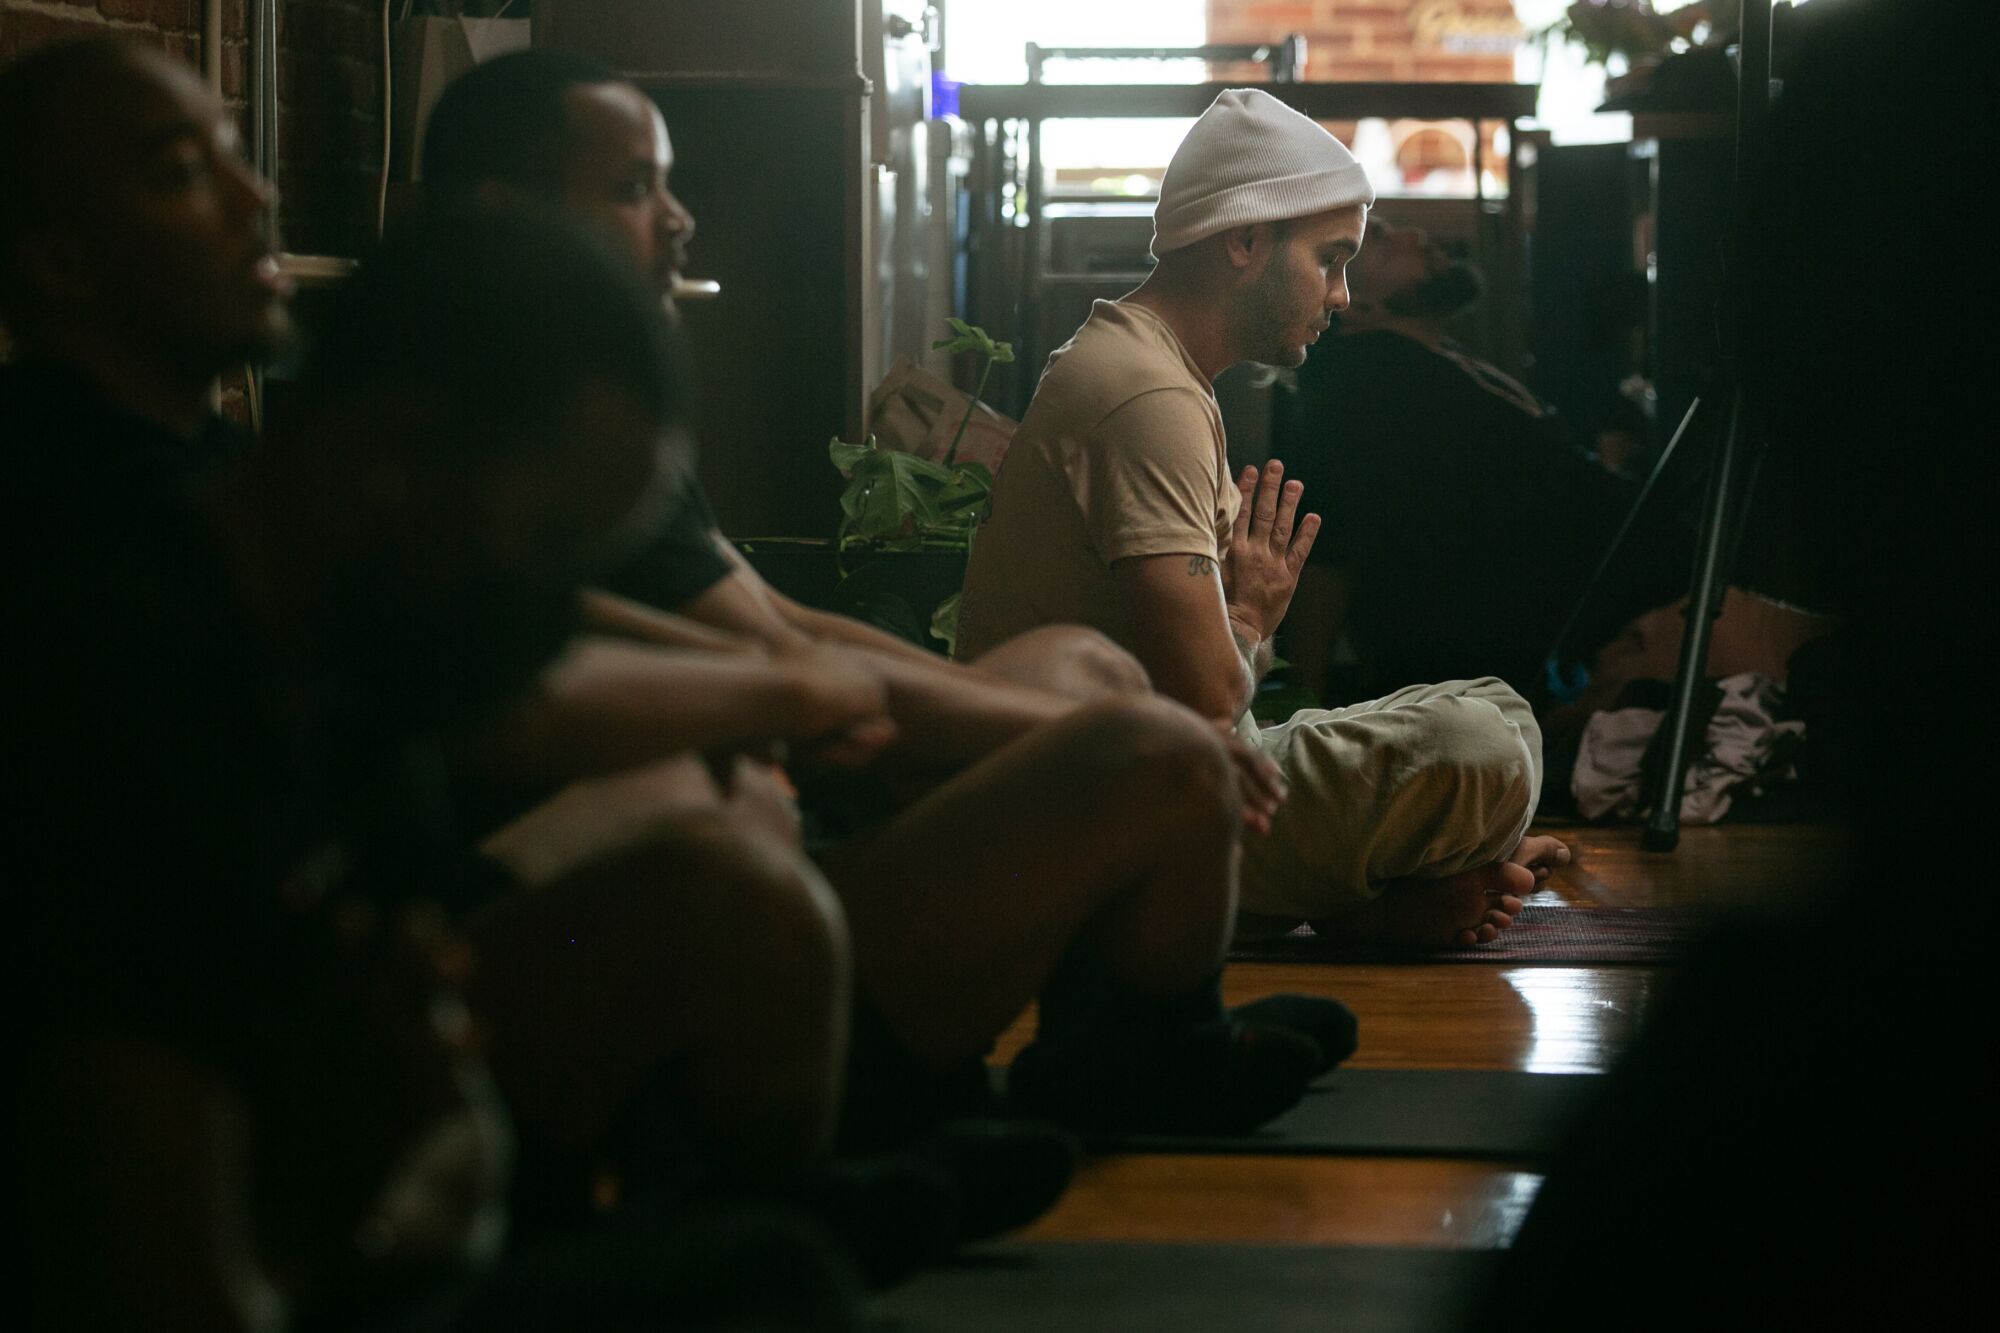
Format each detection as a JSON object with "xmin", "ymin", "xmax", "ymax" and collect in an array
[
  {"xmin": 859, "ymin": 470, "xmax": 905, "ymax": 538},
  {"xmin": 886, "ymin": 450, "xmax": 955, "ymax": 483},
  {"xmin": 935, "ymin": 475, "xmax": 991, "ymax": 513},
  {"xmin": 829, "ymin": 434, "xmax": 875, "ymax": 477}
]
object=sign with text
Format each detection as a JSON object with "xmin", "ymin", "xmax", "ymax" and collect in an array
[{"xmin": 1411, "ymin": 1, "xmax": 1527, "ymax": 57}]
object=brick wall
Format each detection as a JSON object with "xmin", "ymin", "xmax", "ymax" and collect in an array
[
  {"xmin": 273, "ymin": 0, "xmax": 381, "ymax": 255},
  {"xmin": 1, "ymin": 0, "xmax": 384, "ymax": 256},
  {"xmin": 1206, "ymin": 0, "xmax": 1525, "ymax": 83},
  {"xmin": 1205, "ymin": 1, "xmax": 1527, "ymax": 190}
]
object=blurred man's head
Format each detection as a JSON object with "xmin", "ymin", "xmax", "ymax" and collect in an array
[
  {"xmin": 0, "ymin": 39, "xmax": 290, "ymax": 370},
  {"xmin": 280, "ymin": 206, "xmax": 684, "ymax": 715},
  {"xmin": 296, "ymin": 205, "xmax": 682, "ymax": 582},
  {"xmin": 1347, "ymin": 217, "xmax": 1484, "ymax": 322},
  {"xmin": 422, "ymin": 52, "xmax": 695, "ymax": 299},
  {"xmin": 1150, "ymin": 89, "xmax": 1374, "ymax": 368}
]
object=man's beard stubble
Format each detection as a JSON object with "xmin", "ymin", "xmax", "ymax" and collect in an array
[{"xmin": 1229, "ymin": 255, "xmax": 1318, "ymax": 370}]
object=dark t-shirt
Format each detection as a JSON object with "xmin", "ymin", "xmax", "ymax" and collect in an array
[
  {"xmin": 1273, "ymin": 329, "xmax": 1667, "ymax": 701},
  {"xmin": 599, "ymin": 467, "xmax": 734, "ymax": 612},
  {"xmin": 2, "ymin": 362, "xmax": 483, "ymax": 1070},
  {"xmin": 3, "ymin": 362, "xmax": 311, "ymax": 1066}
]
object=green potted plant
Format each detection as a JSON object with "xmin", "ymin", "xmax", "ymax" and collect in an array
[{"xmin": 823, "ymin": 319, "xmax": 1013, "ymax": 654}]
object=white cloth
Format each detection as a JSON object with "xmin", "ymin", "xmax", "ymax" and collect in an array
[
  {"xmin": 1152, "ymin": 88, "xmax": 1375, "ymax": 258},
  {"xmin": 1572, "ymin": 672, "xmax": 1804, "ymax": 823}
]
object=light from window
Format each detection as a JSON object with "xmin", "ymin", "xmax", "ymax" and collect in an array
[{"xmin": 943, "ymin": 0, "xmax": 1208, "ymax": 87}]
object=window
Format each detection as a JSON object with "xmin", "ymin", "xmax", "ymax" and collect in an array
[{"xmin": 944, "ymin": 0, "xmax": 1209, "ymax": 194}]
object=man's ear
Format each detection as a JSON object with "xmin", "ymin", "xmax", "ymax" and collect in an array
[{"xmin": 1220, "ymin": 224, "xmax": 1265, "ymax": 270}]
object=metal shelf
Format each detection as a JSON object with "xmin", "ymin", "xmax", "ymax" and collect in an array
[{"xmin": 961, "ymin": 81, "xmax": 1539, "ymax": 123}]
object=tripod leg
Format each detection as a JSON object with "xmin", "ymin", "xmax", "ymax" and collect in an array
[
  {"xmin": 1549, "ymin": 394, "xmax": 1705, "ymax": 661},
  {"xmin": 1643, "ymin": 388, "xmax": 1750, "ymax": 852}
]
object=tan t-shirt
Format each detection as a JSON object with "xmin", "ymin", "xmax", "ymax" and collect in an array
[{"xmin": 957, "ymin": 300, "xmax": 1238, "ymax": 659}]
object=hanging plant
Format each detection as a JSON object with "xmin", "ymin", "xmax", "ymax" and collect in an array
[{"xmin": 1542, "ymin": 0, "xmax": 1739, "ymax": 68}]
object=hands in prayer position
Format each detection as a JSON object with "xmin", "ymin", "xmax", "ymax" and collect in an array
[{"xmin": 1222, "ymin": 460, "xmax": 1322, "ymax": 647}]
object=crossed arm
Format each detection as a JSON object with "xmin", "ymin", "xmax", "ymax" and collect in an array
[
  {"xmin": 488, "ymin": 634, "xmax": 898, "ymax": 784},
  {"xmin": 1112, "ymin": 460, "xmax": 1321, "ymax": 723},
  {"xmin": 581, "ymin": 541, "xmax": 1079, "ymax": 770},
  {"xmin": 571, "ymin": 514, "xmax": 1286, "ymax": 829}
]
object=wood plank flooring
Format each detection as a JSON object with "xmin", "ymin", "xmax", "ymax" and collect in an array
[{"xmin": 993, "ymin": 823, "xmax": 1842, "ymax": 1251}]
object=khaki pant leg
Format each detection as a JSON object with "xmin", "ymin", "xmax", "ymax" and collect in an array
[{"xmin": 1237, "ymin": 678, "xmax": 1543, "ymax": 920}]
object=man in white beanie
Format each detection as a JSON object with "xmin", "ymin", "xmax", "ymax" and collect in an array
[{"xmin": 959, "ymin": 89, "xmax": 1568, "ymax": 947}]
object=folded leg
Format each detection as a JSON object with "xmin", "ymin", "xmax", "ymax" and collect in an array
[{"xmin": 1239, "ymin": 678, "xmax": 1556, "ymax": 945}]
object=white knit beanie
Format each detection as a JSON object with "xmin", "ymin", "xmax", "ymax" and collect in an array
[{"xmin": 1151, "ymin": 88, "xmax": 1374, "ymax": 258}]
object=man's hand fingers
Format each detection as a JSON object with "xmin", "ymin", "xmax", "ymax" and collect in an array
[
  {"xmin": 804, "ymin": 716, "xmax": 898, "ymax": 769},
  {"xmin": 1214, "ymin": 723, "xmax": 1286, "ymax": 818},
  {"xmin": 1252, "ymin": 459, "xmax": 1284, "ymax": 531},
  {"xmin": 1232, "ymin": 466, "xmax": 1257, "ymax": 544},
  {"xmin": 1271, "ymin": 478, "xmax": 1304, "ymax": 548},
  {"xmin": 1286, "ymin": 512, "xmax": 1322, "ymax": 573},
  {"xmin": 784, "ymin": 644, "xmax": 893, "ymax": 737},
  {"xmin": 1246, "ymin": 761, "xmax": 1285, "ymax": 815}
]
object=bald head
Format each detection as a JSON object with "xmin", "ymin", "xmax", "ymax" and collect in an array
[
  {"xmin": 424, "ymin": 52, "xmax": 696, "ymax": 299},
  {"xmin": 1345, "ymin": 218, "xmax": 1483, "ymax": 321},
  {"xmin": 0, "ymin": 39, "xmax": 287, "ymax": 370}
]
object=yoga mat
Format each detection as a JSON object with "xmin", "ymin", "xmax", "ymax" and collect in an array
[
  {"xmin": 1082, "ymin": 1069, "xmax": 1600, "ymax": 1160},
  {"xmin": 871, "ymin": 1242, "xmax": 1501, "ymax": 1333},
  {"xmin": 1230, "ymin": 904, "xmax": 1692, "ymax": 965}
]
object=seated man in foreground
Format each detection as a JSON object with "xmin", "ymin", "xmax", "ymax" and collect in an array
[{"xmin": 958, "ymin": 90, "xmax": 1567, "ymax": 947}]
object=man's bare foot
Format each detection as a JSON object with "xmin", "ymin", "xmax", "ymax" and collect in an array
[
  {"xmin": 1509, "ymin": 834, "xmax": 1572, "ymax": 884},
  {"xmin": 1311, "ymin": 860, "xmax": 1535, "ymax": 951}
]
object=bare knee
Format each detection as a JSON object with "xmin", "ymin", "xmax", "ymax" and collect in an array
[
  {"xmin": 1069, "ymin": 698, "xmax": 1239, "ymax": 986},
  {"xmin": 1073, "ymin": 695, "xmax": 1238, "ymax": 831},
  {"xmin": 1452, "ymin": 679, "xmax": 1542, "ymax": 748},
  {"xmin": 973, "ymin": 625, "xmax": 1151, "ymax": 702},
  {"xmin": 1051, "ymin": 627, "xmax": 1151, "ymax": 697},
  {"xmin": 660, "ymin": 815, "xmax": 849, "ymax": 989},
  {"xmin": 479, "ymin": 755, "xmax": 726, "ymax": 891},
  {"xmin": 537, "ymin": 813, "xmax": 849, "ymax": 1027}
]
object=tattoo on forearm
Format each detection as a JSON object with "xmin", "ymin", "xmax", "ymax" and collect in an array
[{"xmin": 1187, "ymin": 555, "xmax": 1217, "ymax": 577}]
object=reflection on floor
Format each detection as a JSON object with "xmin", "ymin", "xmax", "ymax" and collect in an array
[{"xmin": 993, "ymin": 822, "xmax": 1846, "ymax": 1250}]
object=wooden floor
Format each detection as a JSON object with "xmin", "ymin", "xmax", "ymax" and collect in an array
[{"xmin": 990, "ymin": 823, "xmax": 1845, "ymax": 1251}]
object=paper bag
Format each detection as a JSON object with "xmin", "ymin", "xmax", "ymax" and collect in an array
[{"xmin": 866, "ymin": 358, "xmax": 1018, "ymax": 474}]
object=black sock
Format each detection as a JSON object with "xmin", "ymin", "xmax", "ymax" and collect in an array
[
  {"xmin": 1033, "ymin": 944, "xmax": 1227, "ymax": 1046},
  {"xmin": 1007, "ymin": 1013, "xmax": 1323, "ymax": 1136},
  {"xmin": 837, "ymin": 990, "xmax": 1002, "ymax": 1156},
  {"xmin": 1015, "ymin": 942, "xmax": 1328, "ymax": 1134},
  {"xmin": 1233, "ymin": 993, "xmax": 1360, "ymax": 1074},
  {"xmin": 902, "ymin": 1117, "xmax": 1080, "ymax": 1243},
  {"xmin": 790, "ymin": 1154, "xmax": 960, "ymax": 1290}
]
